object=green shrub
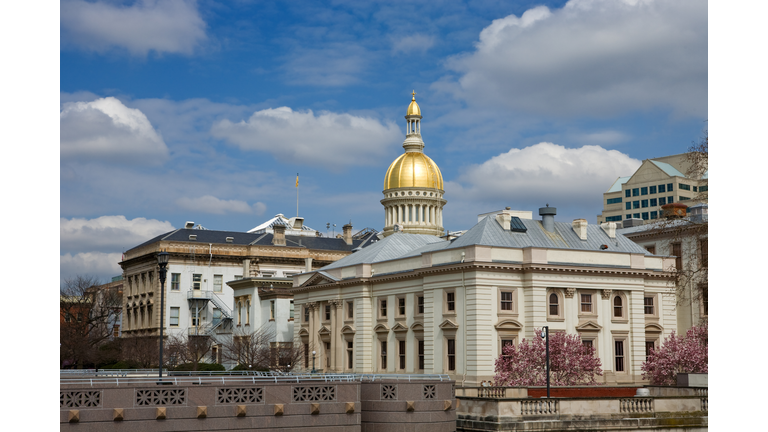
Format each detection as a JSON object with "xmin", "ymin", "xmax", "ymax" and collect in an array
[
  {"xmin": 231, "ymin": 364, "xmax": 270, "ymax": 372},
  {"xmin": 100, "ymin": 360, "xmax": 143, "ymax": 370},
  {"xmin": 173, "ymin": 362, "xmax": 225, "ymax": 372}
]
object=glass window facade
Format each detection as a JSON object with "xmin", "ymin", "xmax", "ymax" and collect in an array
[
  {"xmin": 650, "ymin": 198, "xmax": 657, "ymax": 207},
  {"xmin": 607, "ymin": 197, "xmax": 622, "ymax": 204},
  {"xmin": 633, "ymin": 201, "xmax": 640, "ymax": 209},
  {"xmin": 658, "ymin": 184, "xmax": 666, "ymax": 193},
  {"xmin": 632, "ymin": 188, "xmax": 639, "ymax": 197},
  {"xmin": 650, "ymin": 185, "xmax": 657, "ymax": 194},
  {"xmin": 625, "ymin": 189, "xmax": 631, "ymax": 198},
  {"xmin": 641, "ymin": 187, "xmax": 648, "ymax": 195},
  {"xmin": 641, "ymin": 200, "xmax": 648, "ymax": 208}
]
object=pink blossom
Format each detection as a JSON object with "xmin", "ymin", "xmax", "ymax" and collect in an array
[
  {"xmin": 641, "ymin": 324, "xmax": 708, "ymax": 386},
  {"xmin": 493, "ymin": 329, "xmax": 603, "ymax": 386}
]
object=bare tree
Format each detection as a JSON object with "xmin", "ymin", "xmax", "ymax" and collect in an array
[
  {"xmin": 165, "ymin": 333, "xmax": 213, "ymax": 371},
  {"xmin": 219, "ymin": 326, "xmax": 305, "ymax": 372},
  {"xmin": 60, "ymin": 275, "xmax": 121, "ymax": 368},
  {"xmin": 119, "ymin": 337, "xmax": 160, "ymax": 368}
]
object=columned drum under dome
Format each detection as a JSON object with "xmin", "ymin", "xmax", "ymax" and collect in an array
[{"xmin": 381, "ymin": 92, "xmax": 446, "ymax": 237}]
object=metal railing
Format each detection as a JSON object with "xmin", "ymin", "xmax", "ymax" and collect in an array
[
  {"xmin": 61, "ymin": 371, "xmax": 452, "ymax": 384},
  {"xmin": 186, "ymin": 290, "xmax": 233, "ymax": 318}
]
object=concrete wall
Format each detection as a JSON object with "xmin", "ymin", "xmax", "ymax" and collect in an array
[{"xmin": 60, "ymin": 379, "xmax": 455, "ymax": 432}]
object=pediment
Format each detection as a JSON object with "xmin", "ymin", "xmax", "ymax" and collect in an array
[
  {"xmin": 576, "ymin": 321, "xmax": 603, "ymax": 332},
  {"xmin": 410, "ymin": 322, "xmax": 424, "ymax": 332},
  {"xmin": 373, "ymin": 323, "xmax": 390, "ymax": 333},
  {"xmin": 494, "ymin": 319, "xmax": 523, "ymax": 331},
  {"xmin": 298, "ymin": 328, "xmax": 310, "ymax": 337},
  {"xmin": 341, "ymin": 325, "xmax": 356, "ymax": 335},
  {"xmin": 300, "ymin": 271, "xmax": 339, "ymax": 288},
  {"xmin": 439, "ymin": 319, "xmax": 459, "ymax": 330},
  {"xmin": 645, "ymin": 323, "xmax": 664, "ymax": 333},
  {"xmin": 392, "ymin": 322, "xmax": 409, "ymax": 332},
  {"xmin": 317, "ymin": 325, "xmax": 331, "ymax": 335}
]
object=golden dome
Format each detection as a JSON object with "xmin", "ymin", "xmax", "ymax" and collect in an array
[
  {"xmin": 384, "ymin": 152, "xmax": 443, "ymax": 190},
  {"xmin": 407, "ymin": 91, "xmax": 421, "ymax": 116}
]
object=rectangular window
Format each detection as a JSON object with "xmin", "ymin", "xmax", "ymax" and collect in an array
[
  {"xmin": 170, "ymin": 307, "xmax": 179, "ymax": 326},
  {"xmin": 650, "ymin": 211, "xmax": 658, "ymax": 219},
  {"xmin": 658, "ymin": 197, "xmax": 666, "ymax": 206},
  {"xmin": 234, "ymin": 275, "xmax": 243, "ymax": 280},
  {"xmin": 633, "ymin": 213, "xmax": 640, "ymax": 219},
  {"xmin": 607, "ymin": 197, "xmax": 622, "ymax": 204},
  {"xmin": 303, "ymin": 305, "xmax": 310, "ymax": 322},
  {"xmin": 347, "ymin": 342, "xmax": 354, "ymax": 369},
  {"xmin": 646, "ymin": 245, "xmax": 656, "ymax": 254},
  {"xmin": 289, "ymin": 300, "xmax": 294, "ymax": 320},
  {"xmin": 501, "ymin": 339, "xmax": 515, "ymax": 353},
  {"xmin": 641, "ymin": 187, "xmax": 648, "ymax": 195},
  {"xmin": 304, "ymin": 343, "xmax": 309, "ymax": 368},
  {"xmin": 699, "ymin": 185, "xmax": 708, "ymax": 192},
  {"xmin": 583, "ymin": 340, "xmax": 593, "ymax": 349},
  {"xmin": 580, "ymin": 294, "xmax": 592, "ymax": 313},
  {"xmin": 625, "ymin": 189, "xmax": 631, "ymax": 198},
  {"xmin": 380, "ymin": 299, "xmax": 387, "ymax": 317},
  {"xmin": 381, "ymin": 341, "xmax": 387, "ymax": 369},
  {"xmin": 270, "ymin": 300, "xmax": 276, "ymax": 320},
  {"xmin": 417, "ymin": 296, "xmax": 424, "ymax": 314},
  {"xmin": 193, "ymin": 274, "xmax": 202, "ymax": 290},
  {"xmin": 642, "ymin": 212, "xmax": 649, "ymax": 220},
  {"xmin": 626, "ymin": 214, "xmax": 632, "ymax": 220},
  {"xmin": 679, "ymin": 183, "xmax": 691, "ymax": 191},
  {"xmin": 672, "ymin": 242, "xmax": 682, "ymax": 271},
  {"xmin": 646, "ymin": 341, "xmax": 655, "ymax": 361},
  {"xmin": 644, "ymin": 297, "xmax": 654, "ymax": 315},
  {"xmin": 650, "ymin": 185, "xmax": 657, "ymax": 194},
  {"xmin": 500, "ymin": 291, "xmax": 513, "ymax": 311},
  {"xmin": 418, "ymin": 340, "xmax": 425, "ymax": 370},
  {"xmin": 632, "ymin": 188, "xmax": 639, "ymax": 197},
  {"xmin": 625, "ymin": 202, "xmax": 631, "ymax": 210},
  {"xmin": 261, "ymin": 272, "xmax": 274, "ymax": 278},
  {"xmin": 667, "ymin": 183, "xmax": 673, "ymax": 191},
  {"xmin": 113, "ymin": 325, "xmax": 120, "ymax": 338},
  {"xmin": 398, "ymin": 297, "xmax": 406, "ymax": 316},
  {"xmin": 633, "ymin": 201, "xmax": 640, "ymax": 209},
  {"xmin": 325, "ymin": 304, "xmax": 331, "ymax": 321},
  {"xmin": 447, "ymin": 339, "xmax": 456, "ymax": 371},
  {"xmin": 650, "ymin": 198, "xmax": 657, "ymax": 207},
  {"xmin": 700, "ymin": 238, "xmax": 708, "ymax": 268},
  {"xmin": 658, "ymin": 184, "xmax": 666, "ymax": 193},
  {"xmin": 680, "ymin": 196, "xmax": 690, "ymax": 201},
  {"xmin": 213, "ymin": 274, "xmax": 222, "ymax": 292},
  {"xmin": 325, "ymin": 342, "xmax": 331, "ymax": 369},
  {"xmin": 641, "ymin": 199, "xmax": 648, "ymax": 208},
  {"xmin": 606, "ymin": 215, "xmax": 622, "ymax": 222},
  {"xmin": 615, "ymin": 340, "xmax": 625, "ymax": 372},
  {"xmin": 446, "ymin": 292, "xmax": 455, "ymax": 312},
  {"xmin": 347, "ymin": 301, "xmax": 354, "ymax": 319},
  {"xmin": 701, "ymin": 284, "xmax": 708, "ymax": 316},
  {"xmin": 668, "ymin": 196, "xmax": 674, "ymax": 203},
  {"xmin": 693, "ymin": 186, "xmax": 698, "ymax": 192},
  {"xmin": 399, "ymin": 340, "xmax": 406, "ymax": 370},
  {"xmin": 171, "ymin": 273, "xmax": 180, "ymax": 291}
]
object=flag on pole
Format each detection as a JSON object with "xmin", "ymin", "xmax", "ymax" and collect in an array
[{"xmin": 296, "ymin": 173, "xmax": 299, "ymax": 187}]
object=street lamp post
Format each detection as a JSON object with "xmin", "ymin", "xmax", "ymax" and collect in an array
[
  {"xmin": 156, "ymin": 251, "xmax": 169, "ymax": 383},
  {"xmin": 541, "ymin": 326, "xmax": 550, "ymax": 398},
  {"xmin": 311, "ymin": 350, "xmax": 317, "ymax": 373}
]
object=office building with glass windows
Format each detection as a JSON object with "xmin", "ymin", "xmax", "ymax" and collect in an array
[{"xmin": 597, "ymin": 154, "xmax": 708, "ymax": 225}]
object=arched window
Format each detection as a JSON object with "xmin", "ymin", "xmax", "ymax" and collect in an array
[
  {"xmin": 549, "ymin": 293, "xmax": 559, "ymax": 316},
  {"xmin": 613, "ymin": 296, "xmax": 623, "ymax": 317}
]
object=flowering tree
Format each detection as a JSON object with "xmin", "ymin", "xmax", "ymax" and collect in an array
[
  {"xmin": 641, "ymin": 324, "xmax": 708, "ymax": 386},
  {"xmin": 493, "ymin": 329, "xmax": 603, "ymax": 386}
]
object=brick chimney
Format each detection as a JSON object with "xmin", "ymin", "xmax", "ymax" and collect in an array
[
  {"xmin": 272, "ymin": 224, "xmax": 286, "ymax": 246},
  {"xmin": 572, "ymin": 219, "xmax": 588, "ymax": 240},
  {"xmin": 600, "ymin": 222, "xmax": 616, "ymax": 239},
  {"xmin": 342, "ymin": 223, "xmax": 353, "ymax": 246}
]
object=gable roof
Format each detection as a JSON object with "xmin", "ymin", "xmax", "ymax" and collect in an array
[
  {"xmin": 649, "ymin": 160, "xmax": 685, "ymax": 177},
  {"xmin": 606, "ymin": 176, "xmax": 632, "ymax": 193},
  {"xmin": 321, "ymin": 232, "xmax": 445, "ymax": 270}
]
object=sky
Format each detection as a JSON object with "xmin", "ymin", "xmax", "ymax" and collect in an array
[{"xmin": 57, "ymin": 0, "xmax": 709, "ymax": 284}]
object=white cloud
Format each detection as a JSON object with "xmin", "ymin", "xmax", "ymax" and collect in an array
[
  {"xmin": 211, "ymin": 107, "xmax": 402, "ymax": 167},
  {"xmin": 61, "ymin": 215, "xmax": 174, "ymax": 254},
  {"xmin": 444, "ymin": 0, "xmax": 707, "ymax": 117},
  {"xmin": 60, "ymin": 0, "xmax": 207, "ymax": 56},
  {"xmin": 392, "ymin": 34, "xmax": 435, "ymax": 54},
  {"xmin": 61, "ymin": 252, "xmax": 124, "ymax": 284},
  {"xmin": 281, "ymin": 45, "xmax": 369, "ymax": 86},
  {"xmin": 447, "ymin": 143, "xmax": 641, "ymax": 215},
  {"xmin": 175, "ymin": 196, "xmax": 264, "ymax": 215},
  {"xmin": 252, "ymin": 202, "xmax": 267, "ymax": 216},
  {"xmin": 60, "ymin": 97, "xmax": 169, "ymax": 164}
]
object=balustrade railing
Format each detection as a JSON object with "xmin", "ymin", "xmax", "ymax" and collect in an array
[
  {"xmin": 620, "ymin": 398, "xmax": 654, "ymax": 413},
  {"xmin": 701, "ymin": 398, "xmax": 708, "ymax": 412},
  {"xmin": 521, "ymin": 399, "xmax": 558, "ymax": 415}
]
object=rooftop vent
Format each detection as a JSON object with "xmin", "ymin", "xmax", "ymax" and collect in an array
[
  {"xmin": 226, "ymin": 237, "xmax": 234, "ymax": 243},
  {"xmin": 185, "ymin": 221, "xmax": 195, "ymax": 229},
  {"xmin": 189, "ymin": 234, "xmax": 197, "ymax": 241},
  {"xmin": 539, "ymin": 204, "xmax": 557, "ymax": 232}
]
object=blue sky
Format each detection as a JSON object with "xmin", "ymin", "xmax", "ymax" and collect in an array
[{"xmin": 58, "ymin": 0, "xmax": 708, "ymax": 283}]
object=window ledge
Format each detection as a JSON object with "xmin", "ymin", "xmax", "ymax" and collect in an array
[
  {"xmin": 443, "ymin": 313, "xmax": 457, "ymax": 318},
  {"xmin": 546, "ymin": 317, "xmax": 565, "ymax": 322},
  {"xmin": 611, "ymin": 319, "xmax": 629, "ymax": 324}
]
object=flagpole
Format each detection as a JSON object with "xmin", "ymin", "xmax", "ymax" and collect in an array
[{"xmin": 296, "ymin": 173, "xmax": 299, "ymax": 217}]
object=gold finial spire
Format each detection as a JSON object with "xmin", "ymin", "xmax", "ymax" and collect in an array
[
  {"xmin": 407, "ymin": 90, "xmax": 421, "ymax": 116},
  {"xmin": 412, "ymin": 90, "xmax": 416, "ymax": 100}
]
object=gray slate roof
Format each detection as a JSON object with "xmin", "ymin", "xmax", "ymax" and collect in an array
[
  {"xmin": 319, "ymin": 216, "xmax": 651, "ymax": 271},
  {"xmin": 129, "ymin": 228, "xmax": 377, "ymax": 253}
]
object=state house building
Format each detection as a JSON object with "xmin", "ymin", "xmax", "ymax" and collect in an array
[{"xmin": 290, "ymin": 95, "xmax": 678, "ymax": 385}]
